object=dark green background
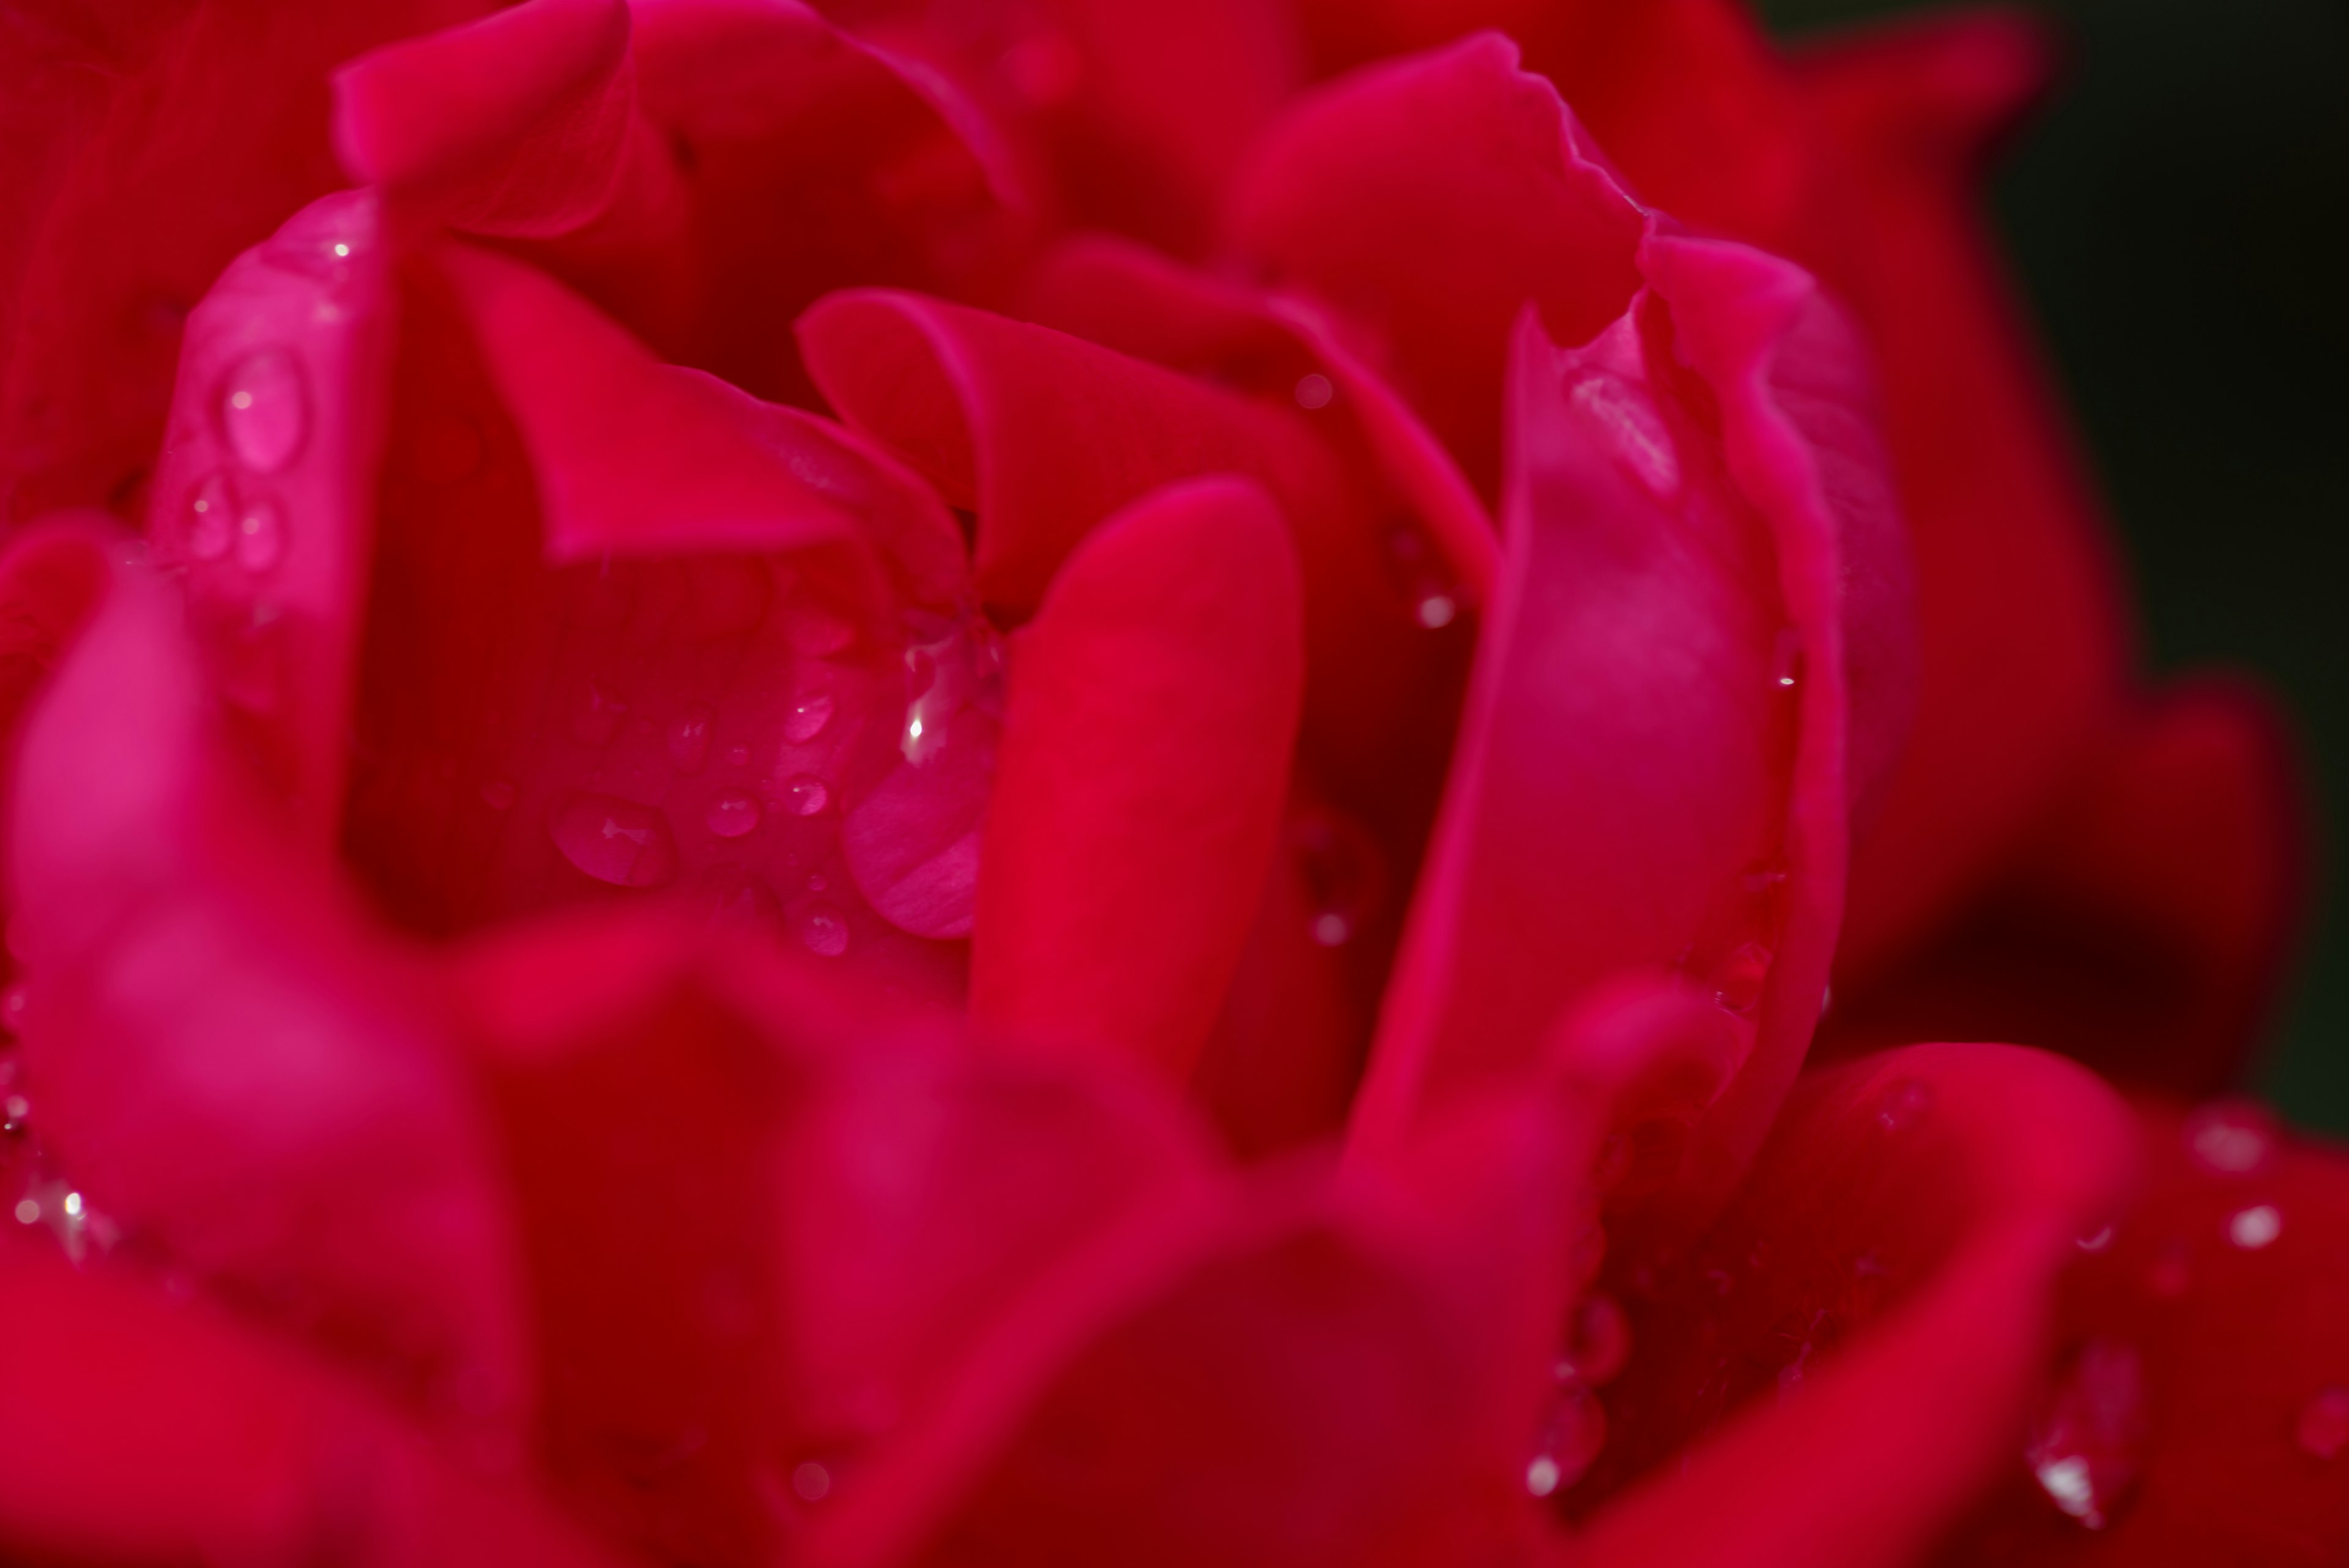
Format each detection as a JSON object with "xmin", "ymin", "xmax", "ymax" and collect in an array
[{"xmin": 1759, "ymin": 0, "xmax": 2349, "ymax": 1132}]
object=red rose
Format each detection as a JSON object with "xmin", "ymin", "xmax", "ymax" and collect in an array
[{"xmin": 0, "ymin": 2, "xmax": 2337, "ymax": 1565}]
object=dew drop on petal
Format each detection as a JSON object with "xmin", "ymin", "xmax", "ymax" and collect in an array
[
  {"xmin": 2027, "ymin": 1339, "xmax": 2148, "ymax": 1531},
  {"xmin": 1293, "ymin": 372, "xmax": 1335, "ymax": 411},
  {"xmin": 1384, "ymin": 525, "xmax": 1461, "ymax": 632},
  {"xmin": 1293, "ymin": 809, "xmax": 1381, "ymax": 948},
  {"xmin": 2227, "ymin": 1203, "xmax": 2282, "ymax": 1250},
  {"xmin": 792, "ymin": 1460, "xmax": 833, "ymax": 1503},
  {"xmin": 726, "ymin": 744, "xmax": 752, "ymax": 768},
  {"xmin": 1874, "ymin": 1077, "xmax": 1934, "ymax": 1132},
  {"xmin": 2296, "ymin": 1385, "xmax": 2349, "ymax": 1460},
  {"xmin": 795, "ymin": 899, "xmax": 850, "ymax": 959},
  {"xmin": 2076, "ymin": 1225, "xmax": 2115, "ymax": 1253},
  {"xmin": 479, "ymin": 779, "xmax": 516, "ymax": 811},
  {"xmin": 0, "ymin": 986, "xmax": 25, "ymax": 1035},
  {"xmin": 1560, "ymin": 1293, "xmax": 1631, "ymax": 1386},
  {"xmin": 4, "ymin": 1093, "xmax": 30, "ymax": 1135},
  {"xmin": 234, "ymin": 496, "xmax": 285, "ymax": 573},
  {"xmin": 1526, "ymin": 1379, "xmax": 1606, "ymax": 1498},
  {"xmin": 185, "ymin": 470, "xmax": 235, "ymax": 560},
  {"xmin": 705, "ymin": 792, "xmax": 763, "ymax": 839},
  {"xmin": 1770, "ymin": 627, "xmax": 1805, "ymax": 693},
  {"xmin": 1712, "ymin": 941, "xmax": 1773, "ymax": 1016},
  {"xmin": 549, "ymin": 793, "xmax": 678, "ymax": 888},
  {"xmin": 784, "ymin": 693, "xmax": 836, "ymax": 744},
  {"xmin": 217, "ymin": 347, "xmax": 308, "ymax": 474},
  {"xmin": 781, "ymin": 774, "xmax": 829, "ymax": 817},
  {"xmin": 2184, "ymin": 1099, "xmax": 2277, "ymax": 1176},
  {"xmin": 667, "ymin": 707, "xmax": 714, "ymax": 774}
]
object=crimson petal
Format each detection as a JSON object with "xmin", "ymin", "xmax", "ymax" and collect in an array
[{"xmin": 972, "ymin": 475, "xmax": 1304, "ymax": 1082}]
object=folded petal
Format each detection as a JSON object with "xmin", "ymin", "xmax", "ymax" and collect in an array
[
  {"xmin": 972, "ymin": 476, "xmax": 1304, "ymax": 1081},
  {"xmin": 1940, "ymin": 1098, "xmax": 2349, "ymax": 1564},
  {"xmin": 1822, "ymin": 681, "xmax": 2309, "ymax": 1097},
  {"xmin": 1567, "ymin": 1044, "xmax": 2137, "ymax": 1568},
  {"xmin": 797, "ymin": 289, "xmax": 1451, "ymax": 801},
  {"xmin": 0, "ymin": 0, "xmax": 497, "ymax": 523},
  {"xmin": 149, "ymin": 188, "xmax": 394, "ymax": 843},
  {"xmin": 1356, "ymin": 231, "xmax": 1915, "ymax": 1224},
  {"xmin": 0, "ymin": 1240, "xmax": 619, "ymax": 1568},
  {"xmin": 4, "ymin": 538, "xmax": 530, "ymax": 1443},
  {"xmin": 1223, "ymin": 32, "xmax": 1647, "ymax": 499},
  {"xmin": 335, "ymin": 0, "xmax": 642, "ymax": 237},
  {"xmin": 346, "ymin": 249, "xmax": 983, "ymax": 965}
]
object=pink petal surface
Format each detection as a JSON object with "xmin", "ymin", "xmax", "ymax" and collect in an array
[
  {"xmin": 335, "ymin": 0, "xmax": 644, "ymax": 238},
  {"xmin": 4, "ymin": 535, "xmax": 530, "ymax": 1443},
  {"xmin": 1570, "ymin": 1044, "xmax": 2138, "ymax": 1568},
  {"xmin": 149, "ymin": 187, "xmax": 393, "ymax": 843},
  {"xmin": 0, "ymin": 0, "xmax": 494, "ymax": 524},
  {"xmin": 972, "ymin": 475, "xmax": 1304, "ymax": 1081},
  {"xmin": 1355, "ymin": 219, "xmax": 1915, "ymax": 1229},
  {"xmin": 0, "ymin": 1239, "xmax": 623, "ymax": 1568}
]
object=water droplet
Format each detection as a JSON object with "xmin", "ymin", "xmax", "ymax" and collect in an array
[
  {"xmin": 667, "ymin": 707, "xmax": 714, "ymax": 774},
  {"xmin": 234, "ymin": 496, "xmax": 284, "ymax": 573},
  {"xmin": 2227, "ymin": 1204, "xmax": 2282, "ymax": 1250},
  {"xmin": 726, "ymin": 744, "xmax": 752, "ymax": 768},
  {"xmin": 2184, "ymin": 1099, "xmax": 2276, "ymax": 1176},
  {"xmin": 783, "ymin": 598, "xmax": 855, "ymax": 656},
  {"xmin": 1569, "ymin": 372, "xmax": 1679, "ymax": 497},
  {"xmin": 549, "ymin": 793, "xmax": 678, "ymax": 888},
  {"xmin": 1526, "ymin": 1380, "xmax": 1606, "ymax": 1498},
  {"xmin": 1384, "ymin": 525, "xmax": 1461, "ymax": 632},
  {"xmin": 480, "ymin": 779, "xmax": 516, "ymax": 811},
  {"xmin": 780, "ymin": 774, "xmax": 829, "ymax": 817},
  {"xmin": 2296, "ymin": 1385, "xmax": 2349, "ymax": 1460},
  {"xmin": 1874, "ymin": 1077, "xmax": 1934, "ymax": 1132},
  {"xmin": 795, "ymin": 899, "xmax": 850, "ymax": 958},
  {"xmin": 706, "ymin": 792, "xmax": 763, "ymax": 839},
  {"xmin": 792, "ymin": 1460, "xmax": 833, "ymax": 1503},
  {"xmin": 2077, "ymin": 1225, "xmax": 2115, "ymax": 1252},
  {"xmin": 184, "ymin": 470, "xmax": 235, "ymax": 560},
  {"xmin": 3, "ymin": 1093, "xmax": 29, "ymax": 1134},
  {"xmin": 1294, "ymin": 372, "xmax": 1335, "ymax": 411},
  {"xmin": 572, "ymin": 682, "xmax": 626, "ymax": 746},
  {"xmin": 1713, "ymin": 940, "xmax": 1773, "ymax": 1015},
  {"xmin": 785, "ymin": 693, "xmax": 836, "ymax": 745},
  {"xmin": 1770, "ymin": 628, "xmax": 1805, "ymax": 692},
  {"xmin": 1293, "ymin": 810, "xmax": 1381, "ymax": 948},
  {"xmin": 2028, "ymin": 1340, "xmax": 2148, "ymax": 1531},
  {"xmin": 0, "ymin": 986, "xmax": 25, "ymax": 1035},
  {"xmin": 217, "ymin": 347, "xmax": 308, "ymax": 474},
  {"xmin": 12, "ymin": 1198, "xmax": 35, "ymax": 1225},
  {"xmin": 1559, "ymin": 1293, "xmax": 1631, "ymax": 1386}
]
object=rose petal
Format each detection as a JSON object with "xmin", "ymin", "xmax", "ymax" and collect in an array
[
  {"xmin": 0, "ymin": 0, "xmax": 496, "ymax": 524},
  {"xmin": 1570, "ymin": 1044, "xmax": 2137, "ymax": 1568},
  {"xmin": 0, "ymin": 1239, "xmax": 620, "ymax": 1568},
  {"xmin": 148, "ymin": 188, "xmax": 393, "ymax": 842},
  {"xmin": 971, "ymin": 475, "xmax": 1304, "ymax": 1081},
  {"xmin": 4, "ymin": 543, "xmax": 530, "ymax": 1440},
  {"xmin": 1942, "ymin": 1098, "xmax": 2349, "ymax": 1562},
  {"xmin": 1822, "ymin": 681, "xmax": 2309, "ymax": 1098},
  {"xmin": 1223, "ymin": 33, "xmax": 1648, "ymax": 500},
  {"xmin": 335, "ymin": 0, "xmax": 644, "ymax": 238}
]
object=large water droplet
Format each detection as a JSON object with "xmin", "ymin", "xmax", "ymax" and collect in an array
[
  {"xmin": 184, "ymin": 470, "xmax": 235, "ymax": 560},
  {"xmin": 549, "ymin": 793, "xmax": 678, "ymax": 888},
  {"xmin": 2227, "ymin": 1203, "xmax": 2282, "ymax": 1250},
  {"xmin": 217, "ymin": 347, "xmax": 309, "ymax": 474},
  {"xmin": 2027, "ymin": 1339, "xmax": 2148, "ymax": 1531},
  {"xmin": 784, "ymin": 693, "xmax": 836, "ymax": 745},
  {"xmin": 1874, "ymin": 1077, "xmax": 1934, "ymax": 1133},
  {"xmin": 1526, "ymin": 1379, "xmax": 1606, "ymax": 1498},
  {"xmin": 1713, "ymin": 941, "xmax": 1773, "ymax": 1016},
  {"xmin": 705, "ymin": 792, "xmax": 762, "ymax": 839},
  {"xmin": 780, "ymin": 775, "xmax": 829, "ymax": 817},
  {"xmin": 795, "ymin": 899, "xmax": 850, "ymax": 958},
  {"xmin": 668, "ymin": 707, "xmax": 714, "ymax": 773},
  {"xmin": 2296, "ymin": 1385, "xmax": 2349, "ymax": 1460},
  {"xmin": 1292, "ymin": 809, "xmax": 1382, "ymax": 948},
  {"xmin": 1559, "ymin": 1293, "xmax": 1631, "ymax": 1386},
  {"xmin": 2183, "ymin": 1099, "xmax": 2277, "ymax": 1176},
  {"xmin": 1294, "ymin": 372, "xmax": 1335, "ymax": 411},
  {"xmin": 234, "ymin": 496, "xmax": 285, "ymax": 573}
]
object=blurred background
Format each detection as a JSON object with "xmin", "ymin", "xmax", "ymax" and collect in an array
[{"xmin": 1761, "ymin": 0, "xmax": 2349, "ymax": 1132}]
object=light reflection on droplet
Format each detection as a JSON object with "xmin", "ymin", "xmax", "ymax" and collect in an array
[
  {"xmin": 2227, "ymin": 1204, "xmax": 2282, "ymax": 1250},
  {"xmin": 217, "ymin": 347, "xmax": 308, "ymax": 474},
  {"xmin": 784, "ymin": 693, "xmax": 836, "ymax": 744},
  {"xmin": 549, "ymin": 793, "xmax": 678, "ymax": 888},
  {"xmin": 2184, "ymin": 1099, "xmax": 2276, "ymax": 1176},
  {"xmin": 781, "ymin": 775, "xmax": 829, "ymax": 817},
  {"xmin": 706, "ymin": 792, "xmax": 762, "ymax": 839},
  {"xmin": 234, "ymin": 496, "xmax": 285, "ymax": 573},
  {"xmin": 2076, "ymin": 1225, "xmax": 2115, "ymax": 1252},
  {"xmin": 2027, "ymin": 1339, "xmax": 2148, "ymax": 1531},
  {"xmin": 1526, "ymin": 1379, "xmax": 1606, "ymax": 1498},
  {"xmin": 795, "ymin": 900, "xmax": 850, "ymax": 959},
  {"xmin": 185, "ymin": 470, "xmax": 235, "ymax": 560},
  {"xmin": 1874, "ymin": 1077, "xmax": 1934, "ymax": 1133},
  {"xmin": 12, "ymin": 1199, "xmax": 35, "ymax": 1225}
]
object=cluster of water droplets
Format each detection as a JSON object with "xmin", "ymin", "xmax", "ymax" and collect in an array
[
  {"xmin": 1527, "ymin": 1291, "xmax": 1631, "ymax": 1498},
  {"xmin": 0, "ymin": 984, "xmax": 119, "ymax": 1268}
]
